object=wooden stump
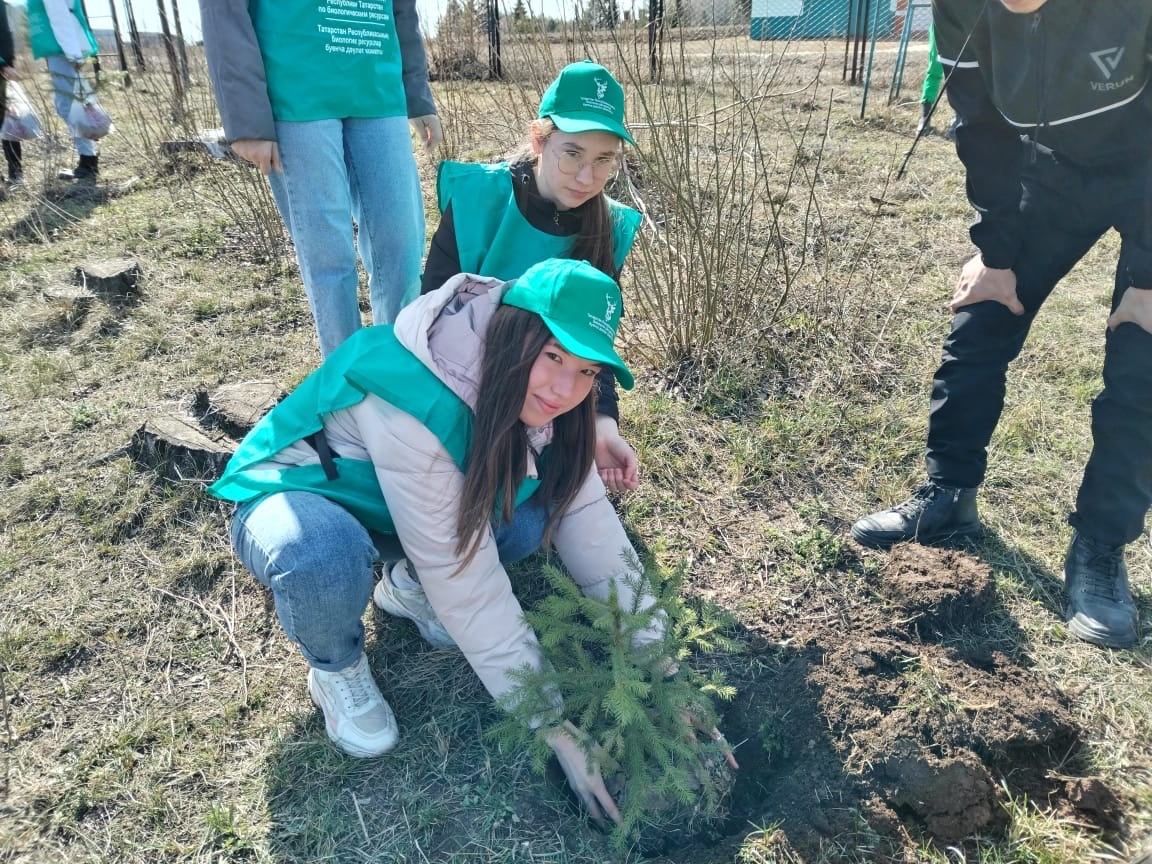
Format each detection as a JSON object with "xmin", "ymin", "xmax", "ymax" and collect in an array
[
  {"xmin": 73, "ymin": 259, "xmax": 143, "ymax": 298},
  {"xmin": 42, "ymin": 285, "xmax": 96, "ymax": 317},
  {"xmin": 193, "ymin": 381, "xmax": 282, "ymax": 436},
  {"xmin": 128, "ymin": 412, "xmax": 235, "ymax": 482}
]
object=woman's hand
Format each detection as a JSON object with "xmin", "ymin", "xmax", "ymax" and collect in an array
[
  {"xmin": 679, "ymin": 710, "xmax": 740, "ymax": 771},
  {"xmin": 594, "ymin": 416, "xmax": 639, "ymax": 492},
  {"xmin": 544, "ymin": 721, "xmax": 621, "ymax": 824},
  {"xmin": 230, "ymin": 139, "xmax": 282, "ymax": 175},
  {"xmin": 409, "ymin": 114, "xmax": 443, "ymax": 154}
]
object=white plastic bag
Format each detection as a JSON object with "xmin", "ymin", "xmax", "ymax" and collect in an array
[
  {"xmin": 1, "ymin": 82, "xmax": 43, "ymax": 142},
  {"xmin": 67, "ymin": 79, "xmax": 113, "ymax": 141}
]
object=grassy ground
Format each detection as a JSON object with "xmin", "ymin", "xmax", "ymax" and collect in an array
[{"xmin": 1, "ymin": 38, "xmax": 1149, "ymax": 864}]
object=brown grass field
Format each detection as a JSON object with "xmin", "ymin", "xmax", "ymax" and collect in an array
[{"xmin": 0, "ymin": 32, "xmax": 1149, "ymax": 864}]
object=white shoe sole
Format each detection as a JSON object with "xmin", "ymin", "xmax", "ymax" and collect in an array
[{"xmin": 307, "ymin": 671, "xmax": 398, "ymax": 758}]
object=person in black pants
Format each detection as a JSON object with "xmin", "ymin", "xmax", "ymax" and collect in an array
[
  {"xmin": 852, "ymin": 0, "xmax": 1152, "ymax": 650},
  {"xmin": 0, "ymin": 1, "xmax": 23, "ymax": 186}
]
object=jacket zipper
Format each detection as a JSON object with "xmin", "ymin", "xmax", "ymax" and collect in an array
[{"xmin": 1031, "ymin": 11, "xmax": 1046, "ymax": 163}]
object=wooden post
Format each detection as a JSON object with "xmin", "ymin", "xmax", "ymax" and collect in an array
[
  {"xmin": 156, "ymin": 0, "xmax": 185, "ymax": 118},
  {"xmin": 124, "ymin": 0, "xmax": 146, "ymax": 70},
  {"xmin": 486, "ymin": 0, "xmax": 502, "ymax": 80},
  {"xmin": 170, "ymin": 0, "xmax": 191, "ymax": 85},
  {"xmin": 647, "ymin": 0, "xmax": 664, "ymax": 81},
  {"xmin": 107, "ymin": 0, "xmax": 129, "ymax": 72}
]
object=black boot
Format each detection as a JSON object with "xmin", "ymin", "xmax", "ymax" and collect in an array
[
  {"xmin": 851, "ymin": 481, "xmax": 982, "ymax": 549},
  {"xmin": 915, "ymin": 101, "xmax": 934, "ymax": 137},
  {"xmin": 2, "ymin": 140, "xmax": 22, "ymax": 186},
  {"xmin": 58, "ymin": 154, "xmax": 99, "ymax": 182},
  {"xmin": 1063, "ymin": 531, "xmax": 1139, "ymax": 649}
]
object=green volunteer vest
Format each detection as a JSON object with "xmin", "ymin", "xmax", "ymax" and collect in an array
[
  {"xmin": 27, "ymin": 0, "xmax": 99, "ymax": 60},
  {"xmin": 436, "ymin": 161, "xmax": 642, "ymax": 282},
  {"xmin": 250, "ymin": 0, "xmax": 406, "ymax": 122},
  {"xmin": 209, "ymin": 324, "xmax": 540, "ymax": 535}
]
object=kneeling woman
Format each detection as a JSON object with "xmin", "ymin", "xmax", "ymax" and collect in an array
[{"xmin": 211, "ymin": 259, "xmax": 660, "ymax": 821}]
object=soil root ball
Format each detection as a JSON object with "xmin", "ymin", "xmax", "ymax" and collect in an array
[{"xmin": 879, "ymin": 742, "xmax": 1007, "ymax": 842}]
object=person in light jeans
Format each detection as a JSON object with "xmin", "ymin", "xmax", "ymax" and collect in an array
[
  {"xmin": 25, "ymin": 0, "xmax": 106, "ymax": 180},
  {"xmin": 199, "ymin": 0, "xmax": 442, "ymax": 356}
]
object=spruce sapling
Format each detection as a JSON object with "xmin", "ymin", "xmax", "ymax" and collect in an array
[{"xmin": 487, "ymin": 553, "xmax": 738, "ymax": 850}]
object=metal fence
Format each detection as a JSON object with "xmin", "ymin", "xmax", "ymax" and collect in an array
[{"xmin": 421, "ymin": 0, "xmax": 934, "ymax": 114}]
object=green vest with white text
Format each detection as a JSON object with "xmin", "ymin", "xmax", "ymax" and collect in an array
[
  {"xmin": 209, "ymin": 324, "xmax": 540, "ymax": 534},
  {"xmin": 250, "ymin": 0, "xmax": 407, "ymax": 122},
  {"xmin": 436, "ymin": 161, "xmax": 641, "ymax": 282},
  {"xmin": 27, "ymin": 0, "xmax": 99, "ymax": 60}
]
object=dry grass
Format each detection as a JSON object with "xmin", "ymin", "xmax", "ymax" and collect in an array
[{"xmin": 0, "ymin": 33, "xmax": 1148, "ymax": 864}]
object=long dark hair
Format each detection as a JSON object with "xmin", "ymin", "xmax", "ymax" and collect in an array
[
  {"xmin": 509, "ymin": 118, "xmax": 618, "ymax": 277},
  {"xmin": 455, "ymin": 304, "xmax": 597, "ymax": 568}
]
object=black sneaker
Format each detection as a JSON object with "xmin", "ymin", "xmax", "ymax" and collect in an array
[
  {"xmin": 851, "ymin": 482, "xmax": 982, "ymax": 549},
  {"xmin": 1064, "ymin": 531, "xmax": 1139, "ymax": 649}
]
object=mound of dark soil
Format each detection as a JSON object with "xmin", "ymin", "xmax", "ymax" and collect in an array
[
  {"xmin": 877, "ymin": 544, "xmax": 997, "ymax": 636},
  {"xmin": 711, "ymin": 543, "xmax": 1116, "ymax": 858}
]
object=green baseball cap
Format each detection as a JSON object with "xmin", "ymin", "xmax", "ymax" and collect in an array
[
  {"xmin": 501, "ymin": 258, "xmax": 634, "ymax": 390},
  {"xmin": 537, "ymin": 61, "xmax": 636, "ymax": 146}
]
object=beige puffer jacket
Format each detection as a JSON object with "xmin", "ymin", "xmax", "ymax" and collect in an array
[{"xmin": 265, "ymin": 274, "xmax": 663, "ymax": 714}]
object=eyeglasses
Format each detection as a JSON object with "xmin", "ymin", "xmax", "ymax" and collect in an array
[{"xmin": 550, "ymin": 140, "xmax": 620, "ymax": 179}]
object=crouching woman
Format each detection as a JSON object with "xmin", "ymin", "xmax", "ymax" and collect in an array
[{"xmin": 209, "ymin": 259, "xmax": 663, "ymax": 821}]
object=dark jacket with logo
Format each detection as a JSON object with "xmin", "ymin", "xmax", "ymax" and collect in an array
[{"xmin": 933, "ymin": 0, "xmax": 1152, "ymax": 283}]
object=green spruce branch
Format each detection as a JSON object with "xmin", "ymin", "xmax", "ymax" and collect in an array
[{"xmin": 488, "ymin": 555, "xmax": 738, "ymax": 848}]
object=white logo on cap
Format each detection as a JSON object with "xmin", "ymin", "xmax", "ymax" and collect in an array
[
  {"xmin": 588, "ymin": 293, "xmax": 618, "ymax": 339},
  {"xmin": 595, "ymin": 78, "xmax": 608, "ymax": 99}
]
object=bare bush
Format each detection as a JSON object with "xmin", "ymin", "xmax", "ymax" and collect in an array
[{"xmin": 430, "ymin": 20, "xmax": 873, "ymax": 401}]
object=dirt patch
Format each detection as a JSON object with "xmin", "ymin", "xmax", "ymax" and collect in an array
[
  {"xmin": 876, "ymin": 544, "xmax": 997, "ymax": 637},
  {"xmin": 708, "ymin": 544, "xmax": 1117, "ymax": 857}
]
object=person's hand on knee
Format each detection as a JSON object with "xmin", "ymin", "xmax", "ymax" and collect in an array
[
  {"xmin": 1107, "ymin": 287, "xmax": 1152, "ymax": 335},
  {"xmin": 950, "ymin": 253, "xmax": 1024, "ymax": 315}
]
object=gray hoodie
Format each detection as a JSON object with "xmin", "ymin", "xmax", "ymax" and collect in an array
[{"xmin": 198, "ymin": 0, "xmax": 436, "ymax": 142}]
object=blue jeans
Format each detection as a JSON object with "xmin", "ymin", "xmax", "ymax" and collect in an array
[
  {"xmin": 230, "ymin": 491, "xmax": 548, "ymax": 671},
  {"xmin": 267, "ymin": 116, "xmax": 424, "ymax": 357},
  {"xmin": 46, "ymin": 56, "xmax": 99, "ymax": 157}
]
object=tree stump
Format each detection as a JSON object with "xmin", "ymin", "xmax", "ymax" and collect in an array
[
  {"xmin": 73, "ymin": 259, "xmax": 142, "ymax": 299},
  {"xmin": 193, "ymin": 381, "xmax": 282, "ymax": 437},
  {"xmin": 42, "ymin": 285, "xmax": 96, "ymax": 317},
  {"xmin": 128, "ymin": 412, "xmax": 235, "ymax": 482}
]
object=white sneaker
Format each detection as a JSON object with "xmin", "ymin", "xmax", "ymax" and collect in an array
[
  {"xmin": 307, "ymin": 653, "xmax": 399, "ymax": 758},
  {"xmin": 373, "ymin": 560, "xmax": 457, "ymax": 649}
]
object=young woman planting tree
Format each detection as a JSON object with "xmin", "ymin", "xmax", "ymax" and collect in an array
[
  {"xmin": 423, "ymin": 61, "xmax": 643, "ymax": 494},
  {"xmin": 211, "ymin": 259, "xmax": 730, "ymax": 821}
]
